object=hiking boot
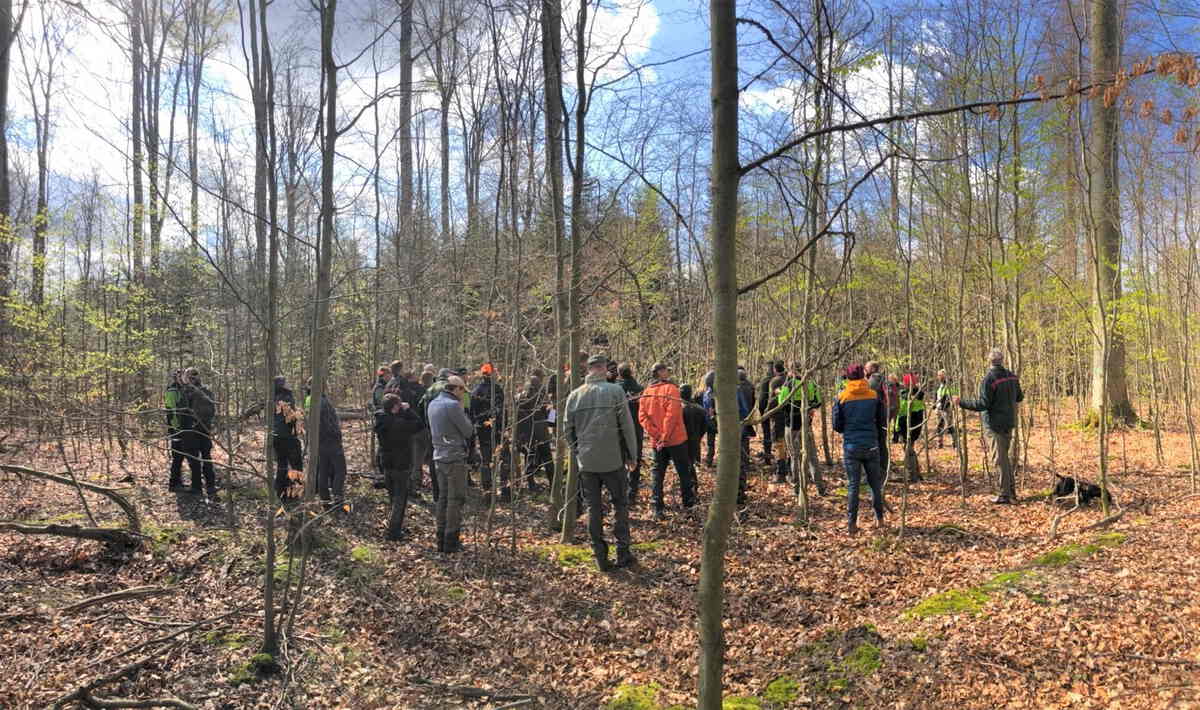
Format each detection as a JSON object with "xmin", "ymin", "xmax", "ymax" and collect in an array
[
  {"xmin": 848, "ymin": 521, "xmax": 859, "ymax": 537},
  {"xmin": 615, "ymin": 546, "xmax": 636, "ymax": 568},
  {"xmin": 443, "ymin": 532, "xmax": 463, "ymax": 554},
  {"xmin": 990, "ymin": 495, "xmax": 1014, "ymax": 505}
]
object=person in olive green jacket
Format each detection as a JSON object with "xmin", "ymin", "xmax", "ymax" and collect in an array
[{"xmin": 564, "ymin": 354, "xmax": 640, "ymax": 571}]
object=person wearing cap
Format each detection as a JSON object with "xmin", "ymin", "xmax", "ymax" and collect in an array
[
  {"xmin": 471, "ymin": 362, "xmax": 513, "ymax": 500},
  {"xmin": 374, "ymin": 392, "xmax": 424, "ymax": 540},
  {"xmin": 371, "ymin": 366, "xmax": 390, "ymax": 413},
  {"xmin": 956, "ymin": 348, "xmax": 1024, "ymax": 504},
  {"xmin": 428, "ymin": 375, "xmax": 475, "ymax": 552},
  {"xmin": 272, "ymin": 376, "xmax": 304, "ymax": 498},
  {"xmin": 164, "ymin": 369, "xmax": 187, "ymax": 490},
  {"xmin": 616, "ymin": 363, "xmax": 645, "ymax": 503},
  {"xmin": 832, "ymin": 364, "xmax": 887, "ymax": 535},
  {"xmin": 564, "ymin": 354, "xmax": 640, "ymax": 570},
  {"xmin": 638, "ymin": 362, "xmax": 696, "ymax": 520}
]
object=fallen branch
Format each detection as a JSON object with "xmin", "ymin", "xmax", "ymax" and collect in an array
[
  {"xmin": 88, "ymin": 604, "xmax": 252, "ymax": 670},
  {"xmin": 0, "ymin": 463, "xmax": 141, "ymax": 533},
  {"xmin": 0, "ymin": 520, "xmax": 138, "ymax": 546},
  {"xmin": 1077, "ymin": 508, "xmax": 1125, "ymax": 532},
  {"xmin": 51, "ymin": 643, "xmax": 197, "ymax": 710},
  {"xmin": 62, "ymin": 586, "xmax": 172, "ymax": 614}
]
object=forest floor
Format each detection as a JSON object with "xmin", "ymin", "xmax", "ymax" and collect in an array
[{"xmin": 1, "ymin": 414, "xmax": 1198, "ymax": 710}]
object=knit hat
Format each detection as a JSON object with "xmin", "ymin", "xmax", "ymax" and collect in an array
[{"xmin": 480, "ymin": 362, "xmax": 495, "ymax": 376}]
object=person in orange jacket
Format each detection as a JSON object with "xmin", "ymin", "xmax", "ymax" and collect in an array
[{"xmin": 638, "ymin": 362, "xmax": 697, "ymax": 520}]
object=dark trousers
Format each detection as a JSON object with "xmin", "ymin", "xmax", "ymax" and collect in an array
[
  {"xmin": 760, "ymin": 415, "xmax": 773, "ymax": 460},
  {"xmin": 180, "ymin": 432, "xmax": 215, "ymax": 491},
  {"xmin": 519, "ymin": 436, "xmax": 553, "ymax": 487},
  {"xmin": 581, "ymin": 469, "xmax": 632, "ymax": 550},
  {"xmin": 844, "ymin": 446, "xmax": 884, "ymax": 526},
  {"xmin": 273, "ymin": 437, "xmax": 303, "ymax": 495},
  {"xmin": 652, "ymin": 443, "xmax": 696, "ymax": 510},
  {"xmin": 704, "ymin": 428, "xmax": 716, "ymax": 464},
  {"xmin": 628, "ymin": 424, "xmax": 645, "ymax": 497},
  {"xmin": 435, "ymin": 460, "xmax": 468, "ymax": 546},
  {"xmin": 317, "ymin": 444, "xmax": 347, "ymax": 504},
  {"xmin": 384, "ymin": 466, "xmax": 411, "ymax": 539},
  {"xmin": 893, "ymin": 410, "xmax": 925, "ymax": 444},
  {"xmin": 686, "ymin": 436, "xmax": 702, "ymax": 474},
  {"xmin": 477, "ymin": 427, "xmax": 511, "ymax": 492},
  {"xmin": 168, "ymin": 429, "xmax": 186, "ymax": 484},
  {"xmin": 875, "ymin": 425, "xmax": 888, "ymax": 474}
]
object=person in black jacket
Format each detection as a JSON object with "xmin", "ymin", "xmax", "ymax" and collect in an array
[
  {"xmin": 374, "ymin": 393, "xmax": 424, "ymax": 539},
  {"xmin": 678, "ymin": 384, "xmax": 708, "ymax": 475},
  {"xmin": 957, "ymin": 348, "xmax": 1024, "ymax": 504},
  {"xmin": 179, "ymin": 368, "xmax": 217, "ymax": 497},
  {"xmin": 756, "ymin": 361, "xmax": 780, "ymax": 464},
  {"xmin": 471, "ymin": 363, "xmax": 514, "ymax": 499},
  {"xmin": 313, "ymin": 385, "xmax": 348, "ymax": 510},
  {"xmin": 272, "ymin": 376, "xmax": 304, "ymax": 498},
  {"xmin": 617, "ymin": 363, "xmax": 645, "ymax": 503}
]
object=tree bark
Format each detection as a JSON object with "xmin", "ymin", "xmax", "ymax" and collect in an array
[
  {"xmin": 1086, "ymin": 0, "xmax": 1135, "ymax": 425},
  {"xmin": 697, "ymin": 0, "xmax": 739, "ymax": 705}
]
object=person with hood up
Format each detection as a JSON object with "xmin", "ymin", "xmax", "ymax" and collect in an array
[
  {"xmin": 638, "ymin": 362, "xmax": 696, "ymax": 520},
  {"xmin": 374, "ymin": 393, "xmax": 424, "ymax": 540},
  {"xmin": 564, "ymin": 354, "xmax": 640, "ymax": 571},
  {"xmin": 832, "ymin": 364, "xmax": 886, "ymax": 535}
]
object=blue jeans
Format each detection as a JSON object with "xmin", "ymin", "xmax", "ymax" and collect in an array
[{"xmin": 844, "ymin": 446, "xmax": 884, "ymax": 525}]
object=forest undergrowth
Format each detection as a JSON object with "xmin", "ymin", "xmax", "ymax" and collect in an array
[{"xmin": 1, "ymin": 415, "xmax": 1197, "ymax": 709}]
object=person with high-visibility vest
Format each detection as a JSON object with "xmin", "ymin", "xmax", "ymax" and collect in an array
[
  {"xmin": 778, "ymin": 364, "xmax": 826, "ymax": 497},
  {"xmin": 893, "ymin": 372, "xmax": 926, "ymax": 444},
  {"xmin": 934, "ymin": 370, "xmax": 959, "ymax": 448}
]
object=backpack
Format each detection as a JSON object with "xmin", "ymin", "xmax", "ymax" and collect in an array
[{"xmin": 186, "ymin": 385, "xmax": 216, "ymax": 433}]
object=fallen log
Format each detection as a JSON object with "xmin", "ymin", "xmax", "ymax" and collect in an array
[
  {"xmin": 0, "ymin": 520, "xmax": 138, "ymax": 546},
  {"xmin": 0, "ymin": 463, "xmax": 141, "ymax": 533}
]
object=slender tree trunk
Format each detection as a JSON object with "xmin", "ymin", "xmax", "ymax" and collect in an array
[
  {"xmin": 399, "ymin": 0, "xmax": 414, "ymax": 352},
  {"xmin": 130, "ymin": 0, "xmax": 145, "ymax": 282},
  {"xmin": 0, "ymin": 0, "xmax": 14, "ymax": 303},
  {"xmin": 698, "ymin": 0, "xmax": 739, "ymax": 705}
]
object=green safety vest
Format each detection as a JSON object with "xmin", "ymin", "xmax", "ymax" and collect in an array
[
  {"xmin": 896, "ymin": 390, "xmax": 925, "ymax": 420},
  {"xmin": 778, "ymin": 379, "xmax": 821, "ymax": 410}
]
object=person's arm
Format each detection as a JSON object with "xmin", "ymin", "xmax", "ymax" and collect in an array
[
  {"xmin": 831, "ymin": 398, "xmax": 845, "ymax": 434},
  {"xmin": 450, "ymin": 402, "xmax": 474, "ymax": 441},
  {"xmin": 874, "ymin": 397, "xmax": 885, "ymax": 432},
  {"xmin": 617, "ymin": 394, "xmax": 638, "ymax": 462},
  {"xmin": 959, "ymin": 376, "xmax": 991, "ymax": 412},
  {"xmin": 638, "ymin": 392, "xmax": 658, "ymax": 442},
  {"xmin": 563, "ymin": 395, "xmax": 577, "ymax": 450},
  {"xmin": 1015, "ymin": 378, "xmax": 1024, "ymax": 404}
]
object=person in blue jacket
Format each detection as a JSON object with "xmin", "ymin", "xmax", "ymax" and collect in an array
[{"xmin": 832, "ymin": 363, "xmax": 886, "ymax": 536}]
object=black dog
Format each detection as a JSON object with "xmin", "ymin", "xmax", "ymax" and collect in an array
[{"xmin": 1053, "ymin": 474, "xmax": 1114, "ymax": 507}]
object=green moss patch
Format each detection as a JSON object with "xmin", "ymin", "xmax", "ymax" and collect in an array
[
  {"xmin": 762, "ymin": 676, "xmax": 801, "ymax": 705},
  {"xmin": 202, "ymin": 630, "xmax": 250, "ymax": 649},
  {"xmin": 840, "ymin": 643, "xmax": 882, "ymax": 675},
  {"xmin": 909, "ymin": 636, "xmax": 928, "ymax": 652},
  {"xmin": 446, "ymin": 586, "xmax": 466, "ymax": 601},
  {"xmin": 349, "ymin": 545, "xmax": 379, "ymax": 564},
  {"xmin": 631, "ymin": 540, "xmax": 663, "ymax": 552},
  {"xmin": 536, "ymin": 544, "xmax": 597, "ymax": 568},
  {"xmin": 723, "ymin": 697, "xmax": 761, "ymax": 710},
  {"xmin": 142, "ymin": 522, "xmax": 186, "ymax": 556},
  {"xmin": 606, "ymin": 683, "xmax": 661, "ymax": 710},
  {"xmin": 906, "ymin": 587, "xmax": 988, "ymax": 619}
]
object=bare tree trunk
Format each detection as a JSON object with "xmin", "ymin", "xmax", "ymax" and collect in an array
[
  {"xmin": 698, "ymin": 0, "xmax": 739, "ymax": 705},
  {"xmin": 0, "ymin": 0, "xmax": 16, "ymax": 303},
  {"xmin": 1087, "ymin": 0, "xmax": 1135, "ymax": 426},
  {"xmin": 130, "ymin": 0, "xmax": 145, "ymax": 282}
]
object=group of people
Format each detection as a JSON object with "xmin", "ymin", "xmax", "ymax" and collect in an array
[
  {"xmin": 162, "ymin": 346, "xmax": 1024, "ymax": 563},
  {"xmin": 164, "ymin": 368, "xmax": 218, "ymax": 496}
]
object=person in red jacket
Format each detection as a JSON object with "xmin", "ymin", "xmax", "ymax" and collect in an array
[{"xmin": 638, "ymin": 362, "xmax": 697, "ymax": 520}]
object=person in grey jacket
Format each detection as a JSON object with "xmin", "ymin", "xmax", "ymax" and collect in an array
[
  {"xmin": 564, "ymin": 354, "xmax": 639, "ymax": 571},
  {"xmin": 428, "ymin": 375, "xmax": 474, "ymax": 553}
]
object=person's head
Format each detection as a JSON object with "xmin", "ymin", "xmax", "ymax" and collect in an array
[
  {"xmin": 170, "ymin": 368, "xmax": 182, "ymax": 385},
  {"xmin": 865, "ymin": 361, "xmax": 880, "ymax": 376},
  {"xmin": 619, "ymin": 363, "xmax": 634, "ymax": 379},
  {"xmin": 845, "ymin": 363, "xmax": 865, "ymax": 381},
  {"xmin": 274, "ymin": 375, "xmax": 287, "ymax": 390},
  {"xmin": 528, "ymin": 374, "xmax": 542, "ymax": 390},
  {"xmin": 737, "ymin": 366, "xmax": 748, "ymax": 381},
  {"xmin": 376, "ymin": 366, "xmax": 389, "ymax": 381},
  {"xmin": 902, "ymin": 373, "xmax": 919, "ymax": 389},
  {"xmin": 937, "ymin": 369, "xmax": 947, "ymax": 382},
  {"xmin": 988, "ymin": 348, "xmax": 1004, "ymax": 367},
  {"xmin": 437, "ymin": 367, "xmax": 452, "ymax": 381},
  {"xmin": 420, "ymin": 372, "xmax": 434, "ymax": 387},
  {"xmin": 607, "ymin": 360, "xmax": 619, "ymax": 379},
  {"xmin": 680, "ymin": 383, "xmax": 694, "ymax": 400},
  {"xmin": 304, "ymin": 376, "xmax": 312, "ymax": 394},
  {"xmin": 586, "ymin": 354, "xmax": 608, "ymax": 376},
  {"xmin": 887, "ymin": 373, "xmax": 898, "ymax": 384},
  {"xmin": 444, "ymin": 375, "xmax": 466, "ymax": 396},
  {"xmin": 651, "ymin": 362, "xmax": 670, "ymax": 381},
  {"xmin": 382, "ymin": 392, "xmax": 402, "ymax": 413},
  {"xmin": 184, "ymin": 367, "xmax": 201, "ymax": 385},
  {"xmin": 390, "ymin": 360, "xmax": 404, "ymax": 377},
  {"xmin": 423, "ymin": 363, "xmax": 436, "ymax": 375},
  {"xmin": 480, "ymin": 362, "xmax": 495, "ymax": 378},
  {"xmin": 774, "ymin": 360, "xmax": 785, "ymax": 375}
]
